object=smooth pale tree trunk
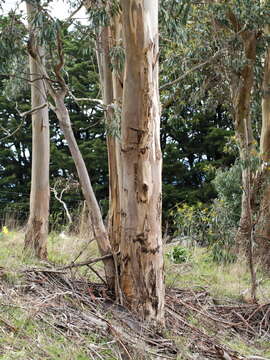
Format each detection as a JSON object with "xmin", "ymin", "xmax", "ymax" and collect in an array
[
  {"xmin": 53, "ymin": 94, "xmax": 116, "ymax": 288},
  {"xmin": 108, "ymin": 17, "xmax": 123, "ymax": 254},
  {"xmin": 83, "ymin": 0, "xmax": 121, "ymax": 290},
  {"xmin": 96, "ymin": 18, "xmax": 123, "ymax": 254},
  {"xmin": 119, "ymin": 0, "xmax": 164, "ymax": 325},
  {"xmin": 24, "ymin": 2, "xmax": 50, "ymax": 259}
]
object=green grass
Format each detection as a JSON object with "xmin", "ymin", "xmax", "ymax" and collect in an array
[
  {"xmin": 0, "ymin": 289, "xmax": 117, "ymax": 360},
  {"xmin": 1, "ymin": 231, "xmax": 270, "ymax": 359},
  {"xmin": 165, "ymin": 245, "xmax": 270, "ymax": 302}
]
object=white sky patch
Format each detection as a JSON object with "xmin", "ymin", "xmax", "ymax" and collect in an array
[{"xmin": 2, "ymin": 0, "xmax": 88, "ymax": 24}]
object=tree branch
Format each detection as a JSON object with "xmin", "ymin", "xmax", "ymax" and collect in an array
[
  {"xmin": 54, "ymin": 30, "xmax": 67, "ymax": 92},
  {"xmin": 0, "ymin": 118, "xmax": 24, "ymax": 141},
  {"xmin": 160, "ymin": 49, "xmax": 226, "ymax": 90},
  {"xmin": 16, "ymin": 102, "xmax": 48, "ymax": 117},
  {"xmin": 72, "ymin": 96, "xmax": 104, "ymax": 105},
  {"xmin": 59, "ymin": 253, "xmax": 114, "ymax": 270},
  {"xmin": 64, "ymin": 2, "xmax": 84, "ymax": 25},
  {"xmin": 0, "ymin": 102, "xmax": 49, "ymax": 141}
]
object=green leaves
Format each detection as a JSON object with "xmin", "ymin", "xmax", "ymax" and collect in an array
[
  {"xmin": 166, "ymin": 245, "xmax": 191, "ymax": 264},
  {"xmin": 0, "ymin": 14, "xmax": 27, "ymax": 74},
  {"xmin": 86, "ymin": 0, "xmax": 121, "ymax": 29},
  {"xmin": 109, "ymin": 45, "xmax": 124, "ymax": 74}
]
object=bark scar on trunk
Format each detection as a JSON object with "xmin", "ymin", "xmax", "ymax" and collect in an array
[
  {"xmin": 142, "ymin": 245, "xmax": 160, "ymax": 254},
  {"xmin": 129, "ymin": 127, "xmax": 146, "ymax": 144}
]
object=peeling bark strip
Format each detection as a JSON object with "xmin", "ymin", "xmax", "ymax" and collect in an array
[
  {"xmin": 24, "ymin": 2, "xmax": 50, "ymax": 259},
  {"xmin": 120, "ymin": 0, "xmax": 164, "ymax": 325}
]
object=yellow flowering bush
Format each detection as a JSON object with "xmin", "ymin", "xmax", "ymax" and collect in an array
[
  {"xmin": 2, "ymin": 226, "xmax": 9, "ymax": 235},
  {"xmin": 0, "ymin": 226, "xmax": 9, "ymax": 238},
  {"xmin": 172, "ymin": 200, "xmax": 237, "ymax": 263},
  {"xmin": 172, "ymin": 202, "xmax": 213, "ymax": 244}
]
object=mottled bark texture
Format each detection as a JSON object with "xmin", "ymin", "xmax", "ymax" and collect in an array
[
  {"xmin": 119, "ymin": 0, "xmax": 164, "ymax": 325},
  {"xmin": 24, "ymin": 2, "xmax": 50, "ymax": 259}
]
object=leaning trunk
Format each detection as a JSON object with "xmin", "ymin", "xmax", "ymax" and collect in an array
[
  {"xmin": 119, "ymin": 0, "xmax": 164, "ymax": 325},
  {"xmin": 54, "ymin": 94, "xmax": 115, "ymax": 289},
  {"xmin": 24, "ymin": 2, "xmax": 50, "ymax": 259}
]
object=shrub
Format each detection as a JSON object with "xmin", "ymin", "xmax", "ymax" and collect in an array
[
  {"xmin": 166, "ymin": 245, "xmax": 191, "ymax": 264},
  {"xmin": 171, "ymin": 162, "xmax": 242, "ymax": 264},
  {"xmin": 172, "ymin": 202, "xmax": 212, "ymax": 245}
]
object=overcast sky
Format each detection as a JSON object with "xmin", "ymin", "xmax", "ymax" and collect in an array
[{"xmin": 2, "ymin": 0, "xmax": 88, "ymax": 22}]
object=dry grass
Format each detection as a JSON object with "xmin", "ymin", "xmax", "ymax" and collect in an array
[
  {"xmin": 165, "ymin": 246, "xmax": 270, "ymax": 303},
  {"xmin": 0, "ymin": 231, "xmax": 270, "ymax": 359}
]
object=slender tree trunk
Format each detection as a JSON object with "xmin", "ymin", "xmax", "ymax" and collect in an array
[
  {"xmin": 108, "ymin": 17, "xmax": 123, "ymax": 254},
  {"xmin": 54, "ymin": 94, "xmax": 115, "ymax": 289},
  {"xmin": 119, "ymin": 0, "xmax": 164, "ymax": 325},
  {"xmin": 96, "ymin": 20, "xmax": 123, "ymax": 254},
  {"xmin": 229, "ymin": 28, "xmax": 257, "ymax": 250},
  {"xmin": 24, "ymin": 2, "xmax": 50, "ymax": 259},
  {"xmin": 255, "ymin": 26, "xmax": 270, "ymax": 268}
]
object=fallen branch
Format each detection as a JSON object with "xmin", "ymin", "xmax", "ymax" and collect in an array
[
  {"xmin": 60, "ymin": 253, "xmax": 113, "ymax": 270},
  {"xmin": 86, "ymin": 264, "xmax": 107, "ymax": 285}
]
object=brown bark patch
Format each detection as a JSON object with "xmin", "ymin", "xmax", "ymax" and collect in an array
[{"xmin": 24, "ymin": 217, "xmax": 48, "ymax": 259}]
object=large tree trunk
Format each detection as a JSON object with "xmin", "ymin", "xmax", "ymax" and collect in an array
[
  {"xmin": 24, "ymin": 2, "xmax": 50, "ymax": 259},
  {"xmin": 119, "ymin": 0, "xmax": 164, "ymax": 325},
  {"xmin": 54, "ymin": 94, "xmax": 116, "ymax": 289}
]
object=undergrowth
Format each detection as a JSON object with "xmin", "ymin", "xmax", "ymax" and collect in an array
[{"xmin": 0, "ymin": 231, "xmax": 270, "ymax": 359}]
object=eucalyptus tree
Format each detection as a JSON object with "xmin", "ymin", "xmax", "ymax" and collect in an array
[
  {"xmin": 160, "ymin": 0, "xmax": 270, "ymax": 264},
  {"xmin": 92, "ymin": 4, "xmax": 123, "ymax": 254},
  {"xmin": 0, "ymin": 10, "xmax": 50, "ymax": 255},
  {"xmin": 255, "ymin": 20, "xmax": 270, "ymax": 268},
  {"xmin": 0, "ymin": 2, "xmax": 115, "ymax": 282},
  {"xmin": 85, "ymin": 0, "xmax": 164, "ymax": 323},
  {"xmin": 206, "ymin": 1, "xmax": 270, "ymax": 266},
  {"xmin": 24, "ymin": 1, "xmax": 50, "ymax": 259},
  {"xmin": 24, "ymin": 2, "xmax": 116, "ymax": 287},
  {"xmin": 45, "ymin": 0, "xmax": 165, "ymax": 323},
  {"xmin": 0, "ymin": 4, "xmax": 50, "ymax": 258},
  {"xmin": 118, "ymin": 0, "xmax": 164, "ymax": 324},
  {"xmin": 83, "ymin": 3, "xmax": 125, "ymax": 290}
]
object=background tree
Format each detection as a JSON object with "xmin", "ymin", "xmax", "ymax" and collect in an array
[
  {"xmin": 254, "ymin": 19, "xmax": 270, "ymax": 267},
  {"xmin": 24, "ymin": 1, "xmax": 50, "ymax": 259},
  {"xmin": 159, "ymin": 0, "xmax": 270, "ymax": 258}
]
